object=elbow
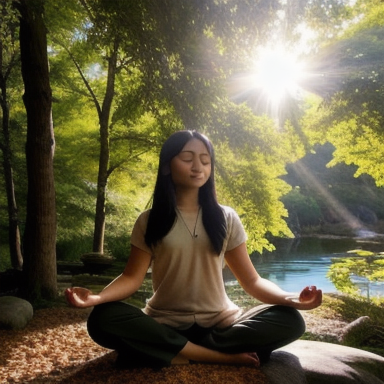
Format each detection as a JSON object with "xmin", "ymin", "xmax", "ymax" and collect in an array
[
  {"xmin": 121, "ymin": 271, "xmax": 144, "ymax": 294},
  {"xmin": 240, "ymin": 277, "xmax": 259, "ymax": 297}
]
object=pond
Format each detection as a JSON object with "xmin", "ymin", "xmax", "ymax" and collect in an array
[{"xmin": 223, "ymin": 236, "xmax": 384, "ymax": 298}]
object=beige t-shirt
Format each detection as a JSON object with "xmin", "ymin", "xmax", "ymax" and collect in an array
[{"xmin": 130, "ymin": 205, "xmax": 247, "ymax": 329}]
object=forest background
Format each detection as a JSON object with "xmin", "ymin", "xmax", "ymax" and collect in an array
[{"xmin": 1, "ymin": 0, "xmax": 384, "ymax": 301}]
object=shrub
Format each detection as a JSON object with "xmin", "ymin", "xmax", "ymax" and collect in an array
[{"xmin": 282, "ymin": 188, "xmax": 322, "ymax": 227}]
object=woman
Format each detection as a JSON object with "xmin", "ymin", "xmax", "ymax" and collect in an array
[{"xmin": 66, "ymin": 130, "xmax": 322, "ymax": 368}]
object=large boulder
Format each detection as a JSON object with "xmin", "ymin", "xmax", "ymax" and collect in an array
[
  {"xmin": 0, "ymin": 296, "xmax": 33, "ymax": 330},
  {"xmin": 262, "ymin": 350, "xmax": 307, "ymax": 384},
  {"xmin": 263, "ymin": 340, "xmax": 384, "ymax": 384}
]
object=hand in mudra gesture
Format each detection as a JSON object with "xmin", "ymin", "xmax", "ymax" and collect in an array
[
  {"xmin": 297, "ymin": 285, "xmax": 322, "ymax": 310},
  {"xmin": 65, "ymin": 287, "xmax": 99, "ymax": 308}
]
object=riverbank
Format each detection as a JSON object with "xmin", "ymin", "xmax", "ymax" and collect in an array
[{"xmin": 300, "ymin": 220, "xmax": 384, "ymax": 241}]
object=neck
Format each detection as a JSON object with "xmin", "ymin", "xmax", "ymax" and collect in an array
[{"xmin": 175, "ymin": 189, "xmax": 199, "ymax": 212}]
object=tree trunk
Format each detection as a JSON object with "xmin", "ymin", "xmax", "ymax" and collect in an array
[
  {"xmin": 92, "ymin": 40, "xmax": 118, "ymax": 254},
  {"xmin": 0, "ymin": 96, "xmax": 23, "ymax": 270},
  {"xmin": 92, "ymin": 120, "xmax": 108, "ymax": 254},
  {"xmin": 17, "ymin": 0, "xmax": 57, "ymax": 300},
  {"xmin": 0, "ymin": 5, "xmax": 23, "ymax": 270}
]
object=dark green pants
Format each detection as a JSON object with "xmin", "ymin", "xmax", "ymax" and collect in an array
[{"xmin": 87, "ymin": 302, "xmax": 305, "ymax": 368}]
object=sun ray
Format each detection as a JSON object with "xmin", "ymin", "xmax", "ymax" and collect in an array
[
  {"xmin": 252, "ymin": 46, "xmax": 305, "ymax": 103},
  {"xmin": 228, "ymin": 44, "xmax": 309, "ymax": 124}
]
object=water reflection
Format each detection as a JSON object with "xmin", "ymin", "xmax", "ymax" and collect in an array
[{"xmin": 224, "ymin": 237, "xmax": 384, "ymax": 297}]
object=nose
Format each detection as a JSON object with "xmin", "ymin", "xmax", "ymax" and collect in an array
[{"xmin": 192, "ymin": 159, "xmax": 202, "ymax": 172}]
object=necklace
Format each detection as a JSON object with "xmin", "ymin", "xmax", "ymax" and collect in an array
[{"xmin": 176, "ymin": 207, "xmax": 201, "ymax": 239}]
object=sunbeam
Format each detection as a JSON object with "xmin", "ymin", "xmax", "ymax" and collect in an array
[
  {"xmin": 227, "ymin": 45, "xmax": 310, "ymax": 122},
  {"xmin": 252, "ymin": 46, "xmax": 305, "ymax": 104},
  {"xmin": 293, "ymin": 161, "xmax": 371, "ymax": 237}
]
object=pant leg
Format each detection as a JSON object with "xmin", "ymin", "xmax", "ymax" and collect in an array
[
  {"xmin": 200, "ymin": 305, "xmax": 305, "ymax": 363},
  {"xmin": 87, "ymin": 301, "xmax": 188, "ymax": 368}
]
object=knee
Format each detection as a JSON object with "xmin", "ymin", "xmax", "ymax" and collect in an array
[
  {"xmin": 281, "ymin": 306, "xmax": 306, "ymax": 339},
  {"xmin": 87, "ymin": 301, "xmax": 141, "ymax": 334},
  {"xmin": 87, "ymin": 302, "xmax": 115, "ymax": 335}
]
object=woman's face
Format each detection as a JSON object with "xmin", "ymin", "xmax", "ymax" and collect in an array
[{"xmin": 170, "ymin": 138, "xmax": 212, "ymax": 190}]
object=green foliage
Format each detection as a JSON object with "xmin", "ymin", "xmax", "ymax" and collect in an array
[
  {"xmin": 328, "ymin": 249, "xmax": 384, "ymax": 299},
  {"xmin": 302, "ymin": 3, "xmax": 384, "ymax": 187},
  {"xmin": 212, "ymin": 106, "xmax": 294, "ymax": 252},
  {"xmin": 281, "ymin": 188, "xmax": 322, "ymax": 227}
]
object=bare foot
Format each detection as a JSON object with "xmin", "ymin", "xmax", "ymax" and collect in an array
[
  {"xmin": 178, "ymin": 342, "xmax": 260, "ymax": 367},
  {"xmin": 224, "ymin": 352, "xmax": 260, "ymax": 366},
  {"xmin": 171, "ymin": 355, "xmax": 190, "ymax": 365}
]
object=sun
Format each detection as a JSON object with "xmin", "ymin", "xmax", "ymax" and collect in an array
[
  {"xmin": 251, "ymin": 46, "xmax": 305, "ymax": 104},
  {"xmin": 228, "ymin": 45, "xmax": 307, "ymax": 117}
]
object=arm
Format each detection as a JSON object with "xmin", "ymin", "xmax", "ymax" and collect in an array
[
  {"xmin": 65, "ymin": 245, "xmax": 152, "ymax": 308},
  {"xmin": 224, "ymin": 243, "xmax": 322, "ymax": 310}
]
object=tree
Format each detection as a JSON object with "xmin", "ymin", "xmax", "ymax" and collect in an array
[
  {"xmin": 0, "ymin": 0, "xmax": 23, "ymax": 270},
  {"xmin": 48, "ymin": 0, "xmax": 158, "ymax": 255},
  {"xmin": 302, "ymin": 1, "xmax": 384, "ymax": 186},
  {"xmin": 17, "ymin": 0, "xmax": 57, "ymax": 300}
]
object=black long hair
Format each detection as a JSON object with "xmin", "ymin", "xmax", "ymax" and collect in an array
[{"xmin": 144, "ymin": 130, "xmax": 227, "ymax": 255}]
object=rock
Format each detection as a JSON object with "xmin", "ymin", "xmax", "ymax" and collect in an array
[
  {"xmin": 262, "ymin": 350, "xmax": 307, "ymax": 384},
  {"xmin": 355, "ymin": 205, "xmax": 378, "ymax": 225},
  {"xmin": 265, "ymin": 340, "xmax": 384, "ymax": 384},
  {"xmin": 0, "ymin": 296, "xmax": 33, "ymax": 330},
  {"xmin": 340, "ymin": 316, "xmax": 373, "ymax": 346}
]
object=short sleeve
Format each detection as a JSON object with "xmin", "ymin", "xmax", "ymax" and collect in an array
[
  {"xmin": 130, "ymin": 210, "xmax": 153, "ymax": 255},
  {"xmin": 222, "ymin": 206, "xmax": 248, "ymax": 252}
]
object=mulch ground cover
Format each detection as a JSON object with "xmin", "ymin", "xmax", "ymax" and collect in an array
[{"xmin": 0, "ymin": 307, "xmax": 268, "ymax": 384}]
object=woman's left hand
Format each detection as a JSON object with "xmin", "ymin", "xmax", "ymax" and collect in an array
[{"xmin": 288, "ymin": 285, "xmax": 322, "ymax": 310}]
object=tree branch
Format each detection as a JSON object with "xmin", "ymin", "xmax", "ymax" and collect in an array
[{"xmin": 51, "ymin": 37, "xmax": 101, "ymax": 117}]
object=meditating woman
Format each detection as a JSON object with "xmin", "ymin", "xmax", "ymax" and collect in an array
[{"xmin": 65, "ymin": 130, "xmax": 322, "ymax": 368}]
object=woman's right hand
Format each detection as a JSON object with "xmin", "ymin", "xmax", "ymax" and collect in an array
[{"xmin": 65, "ymin": 287, "xmax": 100, "ymax": 308}]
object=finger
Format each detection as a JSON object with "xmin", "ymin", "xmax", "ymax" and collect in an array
[
  {"xmin": 65, "ymin": 290, "xmax": 76, "ymax": 306},
  {"xmin": 299, "ymin": 287, "xmax": 313, "ymax": 301},
  {"xmin": 64, "ymin": 288, "xmax": 73, "ymax": 302},
  {"xmin": 66, "ymin": 288, "xmax": 83, "ymax": 307},
  {"xmin": 247, "ymin": 352, "xmax": 260, "ymax": 367}
]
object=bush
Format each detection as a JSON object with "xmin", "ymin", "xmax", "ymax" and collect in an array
[
  {"xmin": 282, "ymin": 188, "xmax": 322, "ymax": 228},
  {"xmin": 104, "ymin": 234, "xmax": 131, "ymax": 261},
  {"xmin": 56, "ymin": 237, "xmax": 93, "ymax": 261}
]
